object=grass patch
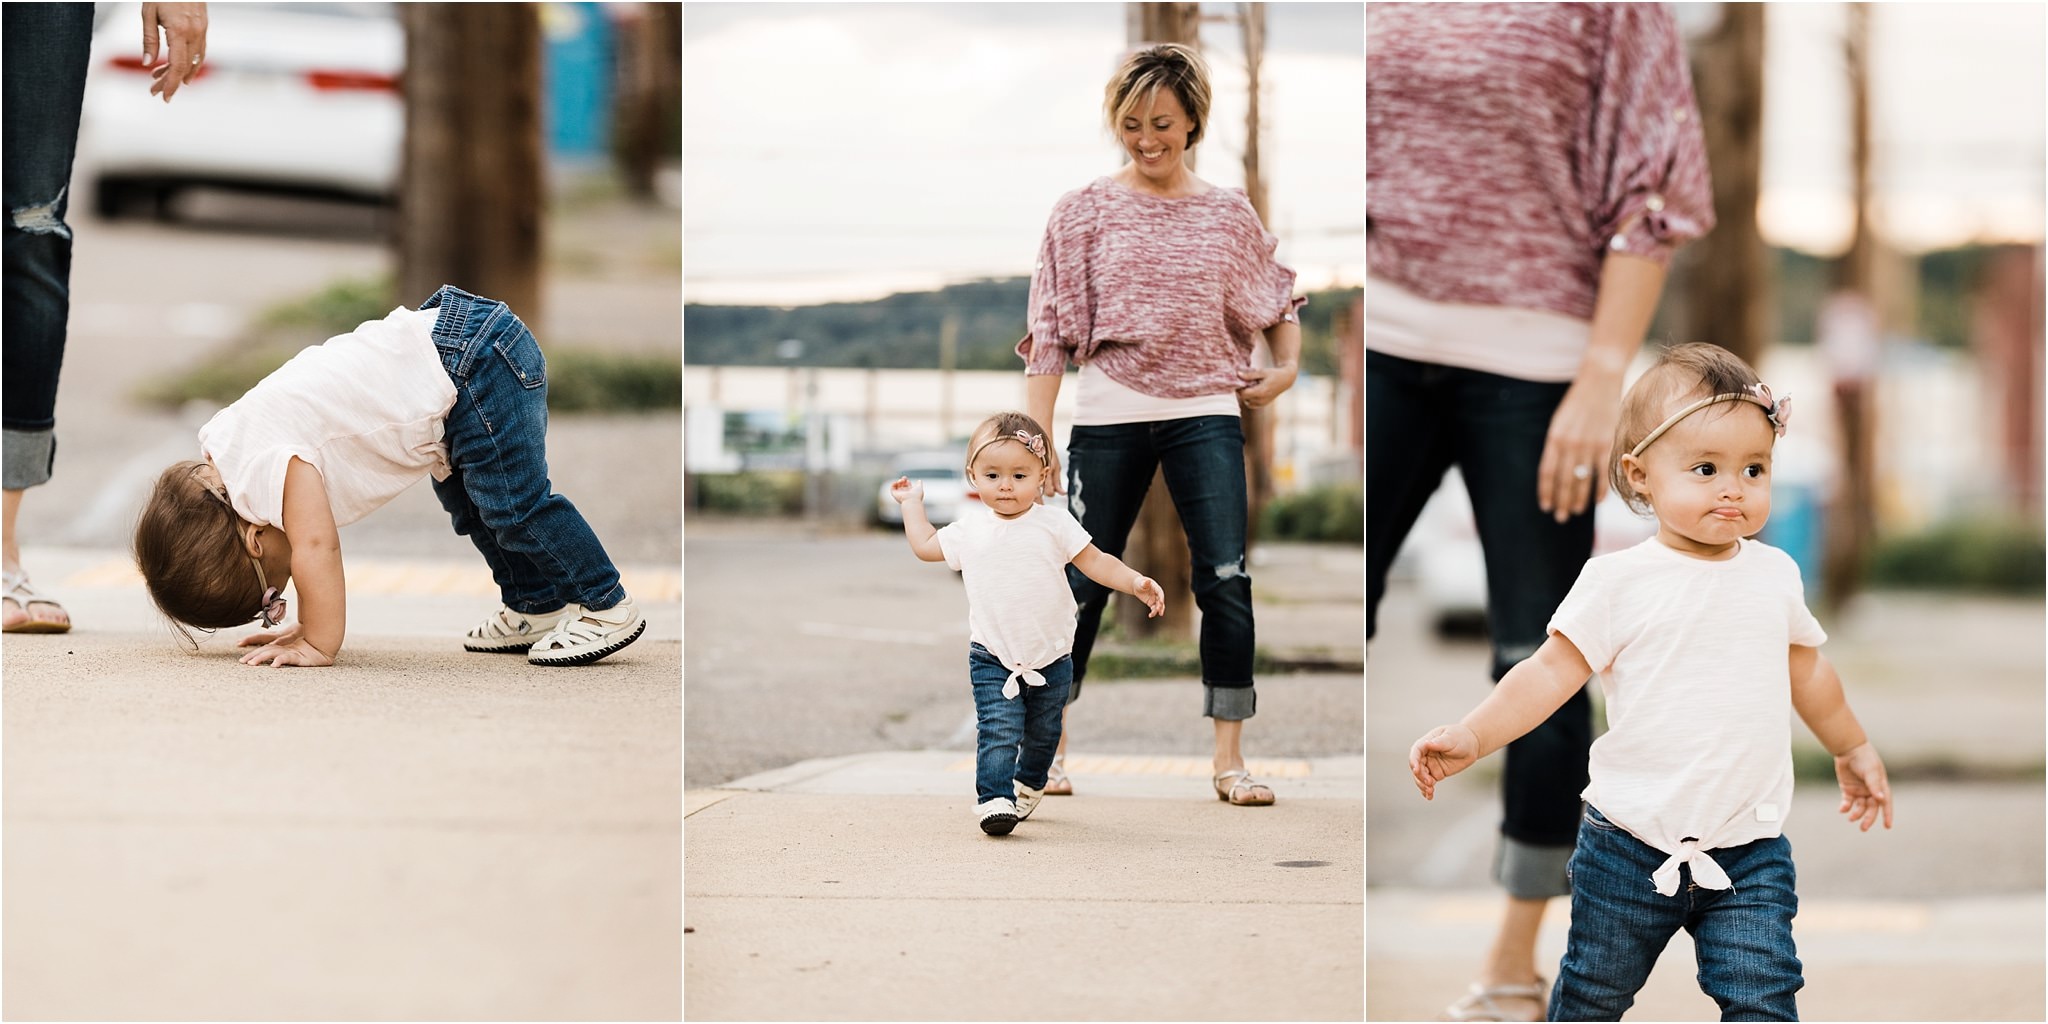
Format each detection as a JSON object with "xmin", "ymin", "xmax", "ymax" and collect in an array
[
  {"xmin": 136, "ymin": 276, "xmax": 680, "ymax": 414},
  {"xmin": 1261, "ymin": 483, "xmax": 1363, "ymax": 544},
  {"xmin": 1866, "ymin": 516, "xmax": 2045, "ymax": 594}
]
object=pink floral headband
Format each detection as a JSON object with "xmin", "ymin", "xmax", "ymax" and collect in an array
[
  {"xmin": 1628, "ymin": 382, "xmax": 1790, "ymax": 459},
  {"xmin": 968, "ymin": 429, "xmax": 1049, "ymax": 468}
]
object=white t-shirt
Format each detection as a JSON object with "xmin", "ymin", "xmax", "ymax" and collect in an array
[
  {"xmin": 1547, "ymin": 537, "xmax": 1827, "ymax": 895},
  {"xmin": 936, "ymin": 503, "xmax": 1094, "ymax": 697},
  {"xmin": 198, "ymin": 306, "xmax": 457, "ymax": 528}
]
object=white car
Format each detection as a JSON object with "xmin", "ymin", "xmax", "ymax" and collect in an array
[
  {"xmin": 876, "ymin": 453, "xmax": 978, "ymax": 527},
  {"xmin": 1408, "ymin": 468, "xmax": 1659, "ymax": 636},
  {"xmin": 77, "ymin": 2, "xmax": 402, "ymax": 219}
]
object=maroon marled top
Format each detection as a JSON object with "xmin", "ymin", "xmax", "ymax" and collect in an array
[
  {"xmin": 1367, "ymin": 3, "xmax": 1714, "ymax": 322},
  {"xmin": 1017, "ymin": 177, "xmax": 1304, "ymax": 400}
]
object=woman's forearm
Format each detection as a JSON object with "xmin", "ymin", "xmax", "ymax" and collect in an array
[
  {"xmin": 1026, "ymin": 373, "xmax": 1061, "ymax": 436},
  {"xmin": 1584, "ymin": 252, "xmax": 1667, "ymax": 380}
]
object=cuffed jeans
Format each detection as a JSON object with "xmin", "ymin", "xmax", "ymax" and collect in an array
[
  {"xmin": 1064, "ymin": 415, "xmax": 1257, "ymax": 720},
  {"xmin": 423, "ymin": 286, "xmax": 627, "ymax": 615},
  {"xmin": 1366, "ymin": 350, "xmax": 1594, "ymax": 897},
  {"xmin": 1551, "ymin": 806, "xmax": 1802, "ymax": 1021},
  {"xmin": 969, "ymin": 644, "xmax": 1071, "ymax": 803},
  {"xmin": 1, "ymin": 3, "xmax": 93, "ymax": 490}
]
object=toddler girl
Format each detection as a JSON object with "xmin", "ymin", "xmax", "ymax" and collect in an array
[
  {"xmin": 134, "ymin": 285, "xmax": 644, "ymax": 668},
  {"xmin": 892, "ymin": 411, "xmax": 1164, "ymax": 835},
  {"xmin": 1408, "ymin": 343, "xmax": 1892, "ymax": 1020}
]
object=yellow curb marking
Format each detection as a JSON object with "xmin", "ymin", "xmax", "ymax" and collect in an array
[
  {"xmin": 65, "ymin": 558, "xmax": 680, "ymax": 602},
  {"xmin": 944, "ymin": 754, "xmax": 1312, "ymax": 778}
]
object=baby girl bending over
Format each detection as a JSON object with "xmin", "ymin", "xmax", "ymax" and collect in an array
[{"xmin": 135, "ymin": 286, "xmax": 644, "ymax": 668}]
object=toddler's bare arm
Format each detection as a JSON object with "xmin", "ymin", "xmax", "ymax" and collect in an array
[
  {"xmin": 245, "ymin": 458, "xmax": 344, "ymax": 666},
  {"xmin": 1791, "ymin": 645, "xmax": 1893, "ymax": 830},
  {"xmin": 1070, "ymin": 544, "xmax": 1163, "ymax": 617}
]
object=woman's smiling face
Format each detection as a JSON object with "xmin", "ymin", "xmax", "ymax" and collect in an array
[{"xmin": 1119, "ymin": 87, "xmax": 1194, "ymax": 185}]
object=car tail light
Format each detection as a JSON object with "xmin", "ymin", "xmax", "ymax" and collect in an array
[{"xmin": 306, "ymin": 70, "xmax": 400, "ymax": 93}]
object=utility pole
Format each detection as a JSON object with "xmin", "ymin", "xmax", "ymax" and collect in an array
[
  {"xmin": 1823, "ymin": 3, "xmax": 1879, "ymax": 612},
  {"xmin": 1118, "ymin": 2, "xmax": 1202, "ymax": 641},
  {"xmin": 399, "ymin": 4, "xmax": 544, "ymax": 318}
]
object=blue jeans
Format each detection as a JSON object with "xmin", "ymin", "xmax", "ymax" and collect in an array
[
  {"xmin": 1064, "ymin": 415, "xmax": 1257, "ymax": 720},
  {"xmin": 1365, "ymin": 350, "xmax": 1594, "ymax": 896},
  {"xmin": 422, "ymin": 286, "xmax": 626, "ymax": 614},
  {"xmin": 969, "ymin": 644, "xmax": 1071, "ymax": 803},
  {"xmin": 1551, "ymin": 805, "xmax": 1802, "ymax": 1022},
  {"xmin": 1, "ymin": 3, "xmax": 93, "ymax": 490}
]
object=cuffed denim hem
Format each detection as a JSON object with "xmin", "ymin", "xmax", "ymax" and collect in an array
[
  {"xmin": 1495, "ymin": 832, "xmax": 1573, "ymax": 900},
  {"xmin": 1203, "ymin": 683, "xmax": 1256, "ymax": 721},
  {"xmin": 2, "ymin": 428, "xmax": 54, "ymax": 490}
]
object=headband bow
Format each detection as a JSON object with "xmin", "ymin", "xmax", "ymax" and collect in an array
[{"xmin": 1629, "ymin": 381, "xmax": 1791, "ymax": 459}]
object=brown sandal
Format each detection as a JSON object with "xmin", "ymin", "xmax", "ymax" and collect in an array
[{"xmin": 1043, "ymin": 757, "xmax": 1074, "ymax": 796}]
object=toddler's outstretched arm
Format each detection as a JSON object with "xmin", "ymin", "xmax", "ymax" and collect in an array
[
  {"xmin": 1410, "ymin": 631, "xmax": 1593, "ymax": 799},
  {"xmin": 1070, "ymin": 544, "xmax": 1164, "ymax": 618},
  {"xmin": 241, "ymin": 457, "xmax": 344, "ymax": 667},
  {"xmin": 1790, "ymin": 644, "xmax": 1893, "ymax": 831},
  {"xmin": 889, "ymin": 477, "xmax": 946, "ymax": 562}
]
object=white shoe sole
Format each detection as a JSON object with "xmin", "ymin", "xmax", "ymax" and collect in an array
[{"xmin": 528, "ymin": 617, "xmax": 647, "ymax": 666}]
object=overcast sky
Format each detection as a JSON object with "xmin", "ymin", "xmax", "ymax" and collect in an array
[
  {"xmin": 684, "ymin": 3, "xmax": 2043, "ymax": 307},
  {"xmin": 684, "ymin": 2, "xmax": 1365, "ymax": 305}
]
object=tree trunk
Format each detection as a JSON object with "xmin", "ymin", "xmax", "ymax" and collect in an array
[
  {"xmin": 613, "ymin": 2, "xmax": 681, "ymax": 201},
  {"xmin": 1239, "ymin": 2, "xmax": 1276, "ymax": 552},
  {"xmin": 398, "ymin": 4, "xmax": 544, "ymax": 317},
  {"xmin": 1117, "ymin": 2, "xmax": 1203, "ymax": 641},
  {"xmin": 1683, "ymin": 4, "xmax": 1767, "ymax": 368}
]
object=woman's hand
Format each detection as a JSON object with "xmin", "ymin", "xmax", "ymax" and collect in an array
[
  {"xmin": 141, "ymin": 3, "xmax": 208, "ymax": 103},
  {"xmin": 1537, "ymin": 369, "xmax": 1625, "ymax": 523},
  {"xmin": 1236, "ymin": 361, "xmax": 1299, "ymax": 409}
]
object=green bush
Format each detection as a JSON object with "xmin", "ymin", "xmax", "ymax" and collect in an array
[
  {"xmin": 694, "ymin": 472, "xmax": 805, "ymax": 516},
  {"xmin": 136, "ymin": 277, "xmax": 680, "ymax": 414},
  {"xmin": 1261, "ymin": 483, "xmax": 1364, "ymax": 544},
  {"xmin": 1865, "ymin": 517, "xmax": 2045, "ymax": 594}
]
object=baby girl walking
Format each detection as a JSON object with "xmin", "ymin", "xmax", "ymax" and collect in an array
[
  {"xmin": 134, "ymin": 285, "xmax": 644, "ymax": 668},
  {"xmin": 892, "ymin": 411, "xmax": 1164, "ymax": 835},
  {"xmin": 1409, "ymin": 343, "xmax": 1893, "ymax": 1021}
]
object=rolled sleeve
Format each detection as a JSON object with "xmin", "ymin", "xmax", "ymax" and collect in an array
[{"xmin": 1589, "ymin": 4, "xmax": 1715, "ymax": 265}]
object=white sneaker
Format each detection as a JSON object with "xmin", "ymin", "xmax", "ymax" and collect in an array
[
  {"xmin": 1013, "ymin": 780, "xmax": 1045, "ymax": 821},
  {"xmin": 464, "ymin": 603, "xmax": 580, "ymax": 653},
  {"xmin": 976, "ymin": 797, "xmax": 1019, "ymax": 836},
  {"xmin": 528, "ymin": 596, "xmax": 646, "ymax": 666}
]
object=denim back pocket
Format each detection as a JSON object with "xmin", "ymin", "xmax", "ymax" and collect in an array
[{"xmin": 491, "ymin": 314, "xmax": 548, "ymax": 391}]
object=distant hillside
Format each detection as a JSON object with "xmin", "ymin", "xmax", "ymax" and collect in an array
[{"xmin": 684, "ymin": 278, "xmax": 1363, "ymax": 376}]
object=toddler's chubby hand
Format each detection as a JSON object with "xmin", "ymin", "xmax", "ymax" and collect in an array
[
  {"xmin": 1409, "ymin": 723, "xmax": 1480, "ymax": 800},
  {"xmin": 1132, "ymin": 575, "xmax": 1165, "ymax": 618},
  {"xmin": 238, "ymin": 626, "xmax": 334, "ymax": 668},
  {"xmin": 1834, "ymin": 741, "xmax": 1894, "ymax": 831},
  {"xmin": 889, "ymin": 476, "xmax": 924, "ymax": 504}
]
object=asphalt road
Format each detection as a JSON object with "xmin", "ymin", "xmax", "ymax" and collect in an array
[{"xmin": 683, "ymin": 517, "xmax": 1367, "ymax": 786}]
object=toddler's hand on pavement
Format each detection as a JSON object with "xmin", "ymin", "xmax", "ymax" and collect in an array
[
  {"xmin": 240, "ymin": 635, "xmax": 333, "ymax": 668},
  {"xmin": 1409, "ymin": 724, "xmax": 1479, "ymax": 801},
  {"xmin": 888, "ymin": 476, "xmax": 924, "ymax": 504},
  {"xmin": 1132, "ymin": 575, "xmax": 1164, "ymax": 618},
  {"xmin": 1834, "ymin": 742, "xmax": 1893, "ymax": 831}
]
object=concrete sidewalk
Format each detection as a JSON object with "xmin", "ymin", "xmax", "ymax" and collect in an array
[
  {"xmin": 2, "ymin": 546, "xmax": 682, "ymax": 1021},
  {"xmin": 685, "ymin": 750, "xmax": 1365, "ymax": 1021}
]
